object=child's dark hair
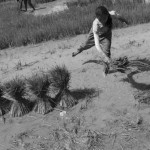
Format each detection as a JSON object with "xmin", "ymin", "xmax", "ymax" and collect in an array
[{"xmin": 95, "ymin": 6, "xmax": 112, "ymax": 29}]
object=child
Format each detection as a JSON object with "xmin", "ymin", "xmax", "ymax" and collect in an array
[{"xmin": 72, "ymin": 6, "xmax": 128, "ymax": 77}]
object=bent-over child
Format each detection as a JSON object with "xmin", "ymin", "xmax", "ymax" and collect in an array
[{"xmin": 72, "ymin": 6, "xmax": 128, "ymax": 77}]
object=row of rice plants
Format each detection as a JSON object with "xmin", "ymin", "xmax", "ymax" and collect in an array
[
  {"xmin": 66, "ymin": 0, "xmax": 98, "ymax": 7},
  {"xmin": 0, "ymin": 0, "xmax": 55, "ymax": 4},
  {"xmin": 0, "ymin": 65, "xmax": 77, "ymax": 119},
  {"xmin": 36, "ymin": 0, "xmax": 55, "ymax": 4},
  {"xmin": 1, "ymin": 0, "xmax": 150, "ymax": 50}
]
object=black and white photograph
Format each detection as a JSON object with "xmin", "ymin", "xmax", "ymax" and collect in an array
[{"xmin": 1, "ymin": 0, "xmax": 150, "ymax": 149}]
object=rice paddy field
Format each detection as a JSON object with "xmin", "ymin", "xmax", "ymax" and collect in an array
[{"xmin": 0, "ymin": 0, "xmax": 150, "ymax": 49}]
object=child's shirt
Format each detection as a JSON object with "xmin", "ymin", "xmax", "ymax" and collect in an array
[
  {"xmin": 91, "ymin": 12, "xmax": 115, "ymax": 55},
  {"xmin": 78, "ymin": 11, "xmax": 120, "ymax": 56},
  {"xmin": 92, "ymin": 10, "xmax": 119, "ymax": 40},
  {"xmin": 92, "ymin": 18, "xmax": 112, "ymax": 40}
]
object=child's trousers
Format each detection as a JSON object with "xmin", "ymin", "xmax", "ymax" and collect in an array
[{"xmin": 77, "ymin": 30, "xmax": 112, "ymax": 58}]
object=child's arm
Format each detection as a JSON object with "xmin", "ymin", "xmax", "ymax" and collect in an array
[
  {"xmin": 93, "ymin": 20, "xmax": 110, "ymax": 62},
  {"xmin": 93, "ymin": 32, "xmax": 110, "ymax": 62},
  {"xmin": 109, "ymin": 10, "xmax": 129, "ymax": 25}
]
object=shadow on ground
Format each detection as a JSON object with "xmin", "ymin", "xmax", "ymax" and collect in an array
[
  {"xmin": 71, "ymin": 88, "xmax": 102, "ymax": 101},
  {"xmin": 121, "ymin": 58, "xmax": 150, "ymax": 91}
]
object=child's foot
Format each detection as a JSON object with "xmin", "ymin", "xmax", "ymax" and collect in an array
[
  {"xmin": 72, "ymin": 48, "xmax": 83, "ymax": 57},
  {"xmin": 72, "ymin": 52, "xmax": 77, "ymax": 57},
  {"xmin": 72, "ymin": 51, "xmax": 80, "ymax": 57}
]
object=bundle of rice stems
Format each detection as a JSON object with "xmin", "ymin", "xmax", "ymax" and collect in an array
[
  {"xmin": 110, "ymin": 56, "xmax": 130, "ymax": 73},
  {"xmin": 50, "ymin": 65, "xmax": 77, "ymax": 109},
  {"xmin": 27, "ymin": 74, "xmax": 53, "ymax": 114},
  {"xmin": 0, "ymin": 85, "xmax": 12, "ymax": 123},
  {"xmin": 83, "ymin": 56, "xmax": 150, "ymax": 73},
  {"xmin": 128, "ymin": 58, "xmax": 150, "ymax": 71},
  {"xmin": 3, "ymin": 78, "xmax": 31, "ymax": 117},
  {"xmin": 0, "ymin": 85, "xmax": 12, "ymax": 115}
]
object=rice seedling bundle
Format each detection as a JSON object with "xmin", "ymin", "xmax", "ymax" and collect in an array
[
  {"xmin": 0, "ymin": 85, "xmax": 12, "ymax": 117},
  {"xmin": 110, "ymin": 57, "xmax": 150, "ymax": 73},
  {"xmin": 27, "ymin": 74, "xmax": 53, "ymax": 114},
  {"xmin": 50, "ymin": 65, "xmax": 77, "ymax": 109},
  {"xmin": 83, "ymin": 56, "xmax": 150, "ymax": 74},
  {"xmin": 0, "ymin": 97, "xmax": 12, "ymax": 116},
  {"xmin": 3, "ymin": 78, "xmax": 31, "ymax": 117},
  {"xmin": 109, "ymin": 56, "xmax": 130, "ymax": 73}
]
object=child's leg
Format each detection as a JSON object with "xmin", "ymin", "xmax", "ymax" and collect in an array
[{"xmin": 72, "ymin": 30, "xmax": 95, "ymax": 57}]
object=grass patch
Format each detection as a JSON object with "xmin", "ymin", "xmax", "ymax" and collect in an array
[{"xmin": 1, "ymin": 0, "xmax": 150, "ymax": 49}]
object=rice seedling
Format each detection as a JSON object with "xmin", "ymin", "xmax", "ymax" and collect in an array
[
  {"xmin": 0, "ymin": 85, "xmax": 11, "ymax": 123},
  {"xmin": 1, "ymin": 0, "xmax": 150, "ymax": 49},
  {"xmin": 128, "ymin": 59, "xmax": 150, "ymax": 71},
  {"xmin": 83, "ymin": 56, "xmax": 150, "ymax": 75},
  {"xmin": 66, "ymin": 0, "xmax": 98, "ymax": 8},
  {"xmin": 50, "ymin": 65, "xmax": 77, "ymax": 109},
  {"xmin": 36, "ymin": 0, "xmax": 55, "ymax": 4},
  {"xmin": 0, "ymin": 84, "xmax": 4, "ymax": 98},
  {"xmin": 27, "ymin": 74, "xmax": 53, "ymax": 114},
  {"xmin": 60, "ymin": 89, "xmax": 77, "ymax": 108},
  {"xmin": 0, "ymin": 84, "xmax": 12, "ymax": 123},
  {"xmin": 3, "ymin": 77, "xmax": 31, "ymax": 117}
]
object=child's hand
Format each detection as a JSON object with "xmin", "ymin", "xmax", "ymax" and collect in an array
[
  {"xmin": 104, "ymin": 56, "xmax": 111, "ymax": 63},
  {"xmin": 109, "ymin": 10, "xmax": 120, "ymax": 16},
  {"xmin": 110, "ymin": 11, "xmax": 129, "ymax": 26}
]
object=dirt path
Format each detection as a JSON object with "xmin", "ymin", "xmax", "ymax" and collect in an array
[
  {"xmin": 33, "ymin": 0, "xmax": 69, "ymax": 16},
  {"xmin": 1, "ymin": 23, "xmax": 150, "ymax": 149}
]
